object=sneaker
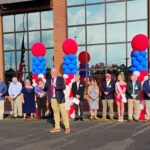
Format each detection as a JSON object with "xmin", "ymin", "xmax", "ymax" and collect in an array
[{"xmin": 50, "ymin": 128, "xmax": 61, "ymax": 133}]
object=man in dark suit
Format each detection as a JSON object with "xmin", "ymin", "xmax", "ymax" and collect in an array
[
  {"xmin": 46, "ymin": 68, "xmax": 70, "ymax": 134},
  {"xmin": 72, "ymin": 74, "xmax": 85, "ymax": 121},
  {"xmin": 126, "ymin": 74, "xmax": 142, "ymax": 121},
  {"xmin": 101, "ymin": 73, "xmax": 115, "ymax": 120},
  {"xmin": 143, "ymin": 73, "xmax": 150, "ymax": 121}
]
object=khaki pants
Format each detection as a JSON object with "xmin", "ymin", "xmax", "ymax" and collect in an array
[
  {"xmin": 102, "ymin": 99, "xmax": 114, "ymax": 118},
  {"xmin": 13, "ymin": 96, "xmax": 22, "ymax": 117},
  {"xmin": 145, "ymin": 101, "xmax": 150, "ymax": 120},
  {"xmin": 51, "ymin": 98, "xmax": 69, "ymax": 129},
  {"xmin": 0, "ymin": 100, "xmax": 4, "ymax": 119},
  {"xmin": 128, "ymin": 99, "xmax": 140, "ymax": 120}
]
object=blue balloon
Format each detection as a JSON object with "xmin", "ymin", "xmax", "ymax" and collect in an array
[
  {"xmin": 141, "ymin": 51, "xmax": 147, "ymax": 57},
  {"xmin": 131, "ymin": 57, "xmax": 136, "ymax": 62},
  {"xmin": 137, "ymin": 65, "xmax": 144, "ymax": 72},
  {"xmin": 64, "ymin": 59, "xmax": 71, "ymax": 65},
  {"xmin": 63, "ymin": 55, "xmax": 68, "ymax": 60},
  {"xmin": 130, "ymin": 67, "xmax": 136, "ymax": 72},
  {"xmin": 137, "ymin": 56, "xmax": 143, "ymax": 61},
  {"xmin": 132, "ymin": 61, "xmax": 140, "ymax": 67},
  {"xmin": 41, "ymin": 70, "xmax": 46, "ymax": 75},
  {"xmin": 64, "ymin": 69, "xmax": 70, "ymax": 75},
  {"xmin": 69, "ymin": 64, "xmax": 74, "ymax": 70},
  {"xmin": 35, "ymin": 69, "xmax": 40, "ymax": 74},
  {"xmin": 72, "ymin": 59, "xmax": 77, "ymax": 65},
  {"xmin": 141, "ymin": 60, "xmax": 147, "ymax": 66},
  {"xmin": 133, "ymin": 51, "xmax": 140, "ymax": 57}
]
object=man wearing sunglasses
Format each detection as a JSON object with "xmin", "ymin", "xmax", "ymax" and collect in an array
[{"xmin": 101, "ymin": 73, "xmax": 115, "ymax": 120}]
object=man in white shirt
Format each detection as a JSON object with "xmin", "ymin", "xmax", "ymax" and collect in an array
[{"xmin": 8, "ymin": 77, "xmax": 22, "ymax": 118}]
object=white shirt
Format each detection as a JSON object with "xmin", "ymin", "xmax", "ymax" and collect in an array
[
  {"xmin": 8, "ymin": 82, "xmax": 22, "ymax": 97},
  {"xmin": 52, "ymin": 77, "xmax": 57, "ymax": 97},
  {"xmin": 76, "ymin": 81, "xmax": 80, "ymax": 91}
]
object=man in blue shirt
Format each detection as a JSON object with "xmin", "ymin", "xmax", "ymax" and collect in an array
[{"xmin": 0, "ymin": 78, "xmax": 7, "ymax": 120}]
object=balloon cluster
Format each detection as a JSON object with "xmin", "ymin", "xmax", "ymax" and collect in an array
[
  {"xmin": 130, "ymin": 34, "xmax": 149, "ymax": 82},
  {"xmin": 31, "ymin": 42, "xmax": 47, "ymax": 86},
  {"xmin": 62, "ymin": 38, "xmax": 78, "ymax": 118},
  {"xmin": 63, "ymin": 55, "xmax": 78, "ymax": 75},
  {"xmin": 78, "ymin": 51, "xmax": 91, "ymax": 78},
  {"xmin": 130, "ymin": 34, "xmax": 149, "ymax": 121}
]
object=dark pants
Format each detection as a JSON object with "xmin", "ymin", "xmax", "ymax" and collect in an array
[
  {"xmin": 75, "ymin": 101, "xmax": 83, "ymax": 118},
  {"xmin": 37, "ymin": 96, "xmax": 47, "ymax": 118}
]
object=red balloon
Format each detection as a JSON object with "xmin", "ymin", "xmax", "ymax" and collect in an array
[
  {"xmin": 131, "ymin": 34, "xmax": 149, "ymax": 51},
  {"xmin": 137, "ymin": 75, "xmax": 144, "ymax": 82},
  {"xmin": 68, "ymin": 74, "xmax": 74, "ymax": 80},
  {"xmin": 62, "ymin": 39, "xmax": 78, "ymax": 55},
  {"xmin": 140, "ymin": 71, "xmax": 147, "ymax": 77},
  {"xmin": 32, "ymin": 42, "xmax": 46, "ymax": 57},
  {"xmin": 32, "ymin": 74, "xmax": 38, "ymax": 83},
  {"xmin": 78, "ymin": 51, "xmax": 90, "ymax": 63}
]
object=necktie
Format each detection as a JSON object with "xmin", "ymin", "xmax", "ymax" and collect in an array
[{"xmin": 51, "ymin": 78, "xmax": 54, "ymax": 97}]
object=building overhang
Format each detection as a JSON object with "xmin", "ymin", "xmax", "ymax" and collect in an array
[{"xmin": 0, "ymin": 0, "xmax": 35, "ymax": 5}]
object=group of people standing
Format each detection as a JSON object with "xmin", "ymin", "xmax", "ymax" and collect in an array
[
  {"xmin": 87, "ymin": 72, "xmax": 150, "ymax": 122},
  {"xmin": 0, "ymin": 68, "xmax": 150, "ymax": 134}
]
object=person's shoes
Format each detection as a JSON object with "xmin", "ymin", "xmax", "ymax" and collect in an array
[
  {"xmin": 74, "ymin": 118, "xmax": 79, "ymax": 121},
  {"xmin": 65, "ymin": 128, "xmax": 71, "ymax": 134},
  {"xmin": 90, "ymin": 116, "xmax": 93, "ymax": 120},
  {"xmin": 128, "ymin": 119, "xmax": 133, "ymax": 122},
  {"xmin": 12, "ymin": 116, "xmax": 17, "ymax": 119},
  {"xmin": 50, "ymin": 128, "xmax": 61, "ymax": 133},
  {"xmin": 110, "ymin": 117, "xmax": 114, "ymax": 121},
  {"xmin": 80, "ymin": 118, "xmax": 84, "ymax": 121},
  {"xmin": 18, "ymin": 116, "xmax": 23, "ymax": 119},
  {"xmin": 0, "ymin": 118, "xmax": 3, "ymax": 120}
]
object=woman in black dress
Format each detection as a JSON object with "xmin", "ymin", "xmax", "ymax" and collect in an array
[{"xmin": 21, "ymin": 79, "xmax": 36, "ymax": 119}]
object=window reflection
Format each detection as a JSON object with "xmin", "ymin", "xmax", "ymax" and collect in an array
[
  {"xmin": 15, "ymin": 14, "xmax": 27, "ymax": 31},
  {"xmin": 127, "ymin": 21, "xmax": 147, "ymax": 41},
  {"xmin": 107, "ymin": 44, "xmax": 126, "ymax": 66},
  {"xmin": 107, "ymin": 2, "xmax": 125, "ymax": 22},
  {"xmin": 45, "ymin": 49, "xmax": 54, "ymax": 69},
  {"xmin": 87, "ymin": 4, "xmax": 105, "ymax": 24},
  {"xmin": 67, "ymin": 0, "xmax": 85, "ymax": 6},
  {"xmin": 41, "ymin": 11, "xmax": 53, "ymax": 29},
  {"xmin": 127, "ymin": 0, "xmax": 147, "ymax": 20},
  {"xmin": 86, "ymin": 0, "xmax": 104, "ymax": 3},
  {"xmin": 28, "ymin": 12, "xmax": 40, "ymax": 30},
  {"xmin": 4, "ymin": 34, "xmax": 15, "ymax": 50},
  {"xmin": 87, "ymin": 25, "xmax": 105, "ymax": 44},
  {"xmin": 29, "ymin": 31, "xmax": 40, "ymax": 48},
  {"xmin": 107, "ymin": 23, "xmax": 125, "ymax": 42},
  {"xmin": 68, "ymin": 27, "xmax": 85, "ymax": 44},
  {"xmin": 42, "ymin": 30, "xmax": 53, "ymax": 47},
  {"xmin": 67, "ymin": 7, "xmax": 85, "ymax": 25},
  {"xmin": 3, "ymin": 15, "xmax": 14, "ymax": 33}
]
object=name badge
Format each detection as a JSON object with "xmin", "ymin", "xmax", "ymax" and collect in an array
[
  {"xmin": 108, "ymin": 85, "xmax": 111, "ymax": 88},
  {"xmin": 135, "ymin": 86, "xmax": 138, "ymax": 90}
]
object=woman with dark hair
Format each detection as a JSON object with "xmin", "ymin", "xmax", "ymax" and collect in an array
[
  {"xmin": 88, "ymin": 78, "xmax": 100, "ymax": 120},
  {"xmin": 35, "ymin": 78, "xmax": 47, "ymax": 119}
]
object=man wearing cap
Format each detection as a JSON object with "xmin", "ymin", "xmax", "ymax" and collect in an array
[{"xmin": 101, "ymin": 73, "xmax": 115, "ymax": 120}]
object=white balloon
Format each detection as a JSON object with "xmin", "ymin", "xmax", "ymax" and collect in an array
[
  {"xmin": 144, "ymin": 75, "xmax": 148, "ymax": 81},
  {"xmin": 38, "ymin": 74, "xmax": 44, "ymax": 79},
  {"xmin": 63, "ymin": 74, "xmax": 68, "ymax": 79},
  {"xmin": 133, "ymin": 71, "xmax": 140, "ymax": 77}
]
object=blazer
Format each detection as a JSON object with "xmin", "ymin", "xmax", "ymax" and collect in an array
[
  {"xmin": 46, "ymin": 76, "xmax": 66, "ymax": 103},
  {"xmin": 143, "ymin": 80, "xmax": 150, "ymax": 100},
  {"xmin": 101, "ymin": 80, "xmax": 115, "ymax": 99},
  {"xmin": 72, "ymin": 81, "xmax": 85, "ymax": 101},
  {"xmin": 126, "ymin": 80, "xmax": 142, "ymax": 100}
]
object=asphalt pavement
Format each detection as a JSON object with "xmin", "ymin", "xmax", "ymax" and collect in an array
[{"xmin": 0, "ymin": 118, "xmax": 150, "ymax": 150}]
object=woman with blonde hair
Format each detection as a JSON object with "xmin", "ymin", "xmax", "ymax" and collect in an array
[
  {"xmin": 115, "ymin": 72, "xmax": 127, "ymax": 122},
  {"xmin": 88, "ymin": 78, "xmax": 100, "ymax": 120}
]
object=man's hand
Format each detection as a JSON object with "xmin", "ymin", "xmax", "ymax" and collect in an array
[
  {"xmin": 104, "ymin": 92, "xmax": 109, "ymax": 95},
  {"xmin": 132, "ymin": 95, "xmax": 136, "ymax": 99},
  {"xmin": 0, "ymin": 93, "xmax": 2, "ymax": 96},
  {"xmin": 76, "ymin": 95, "xmax": 80, "ymax": 99},
  {"xmin": 148, "ymin": 94, "xmax": 150, "ymax": 97}
]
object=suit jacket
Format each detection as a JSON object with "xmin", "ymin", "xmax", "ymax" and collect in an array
[
  {"xmin": 72, "ymin": 81, "xmax": 85, "ymax": 101},
  {"xmin": 46, "ymin": 76, "xmax": 66, "ymax": 103},
  {"xmin": 143, "ymin": 80, "xmax": 150, "ymax": 100},
  {"xmin": 126, "ymin": 80, "xmax": 142, "ymax": 100},
  {"xmin": 101, "ymin": 80, "xmax": 115, "ymax": 99}
]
